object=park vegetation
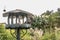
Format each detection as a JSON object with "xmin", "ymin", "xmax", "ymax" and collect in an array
[{"xmin": 0, "ymin": 8, "xmax": 60, "ymax": 40}]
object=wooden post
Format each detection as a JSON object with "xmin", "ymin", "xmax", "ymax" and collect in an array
[
  {"xmin": 16, "ymin": 29, "xmax": 20, "ymax": 40},
  {"xmin": 22, "ymin": 16, "xmax": 24, "ymax": 23},
  {"xmin": 16, "ymin": 16, "xmax": 18, "ymax": 24},
  {"xmin": 8, "ymin": 16, "xmax": 10, "ymax": 24},
  {"xmin": 16, "ymin": 16, "xmax": 20, "ymax": 40},
  {"xmin": 11, "ymin": 15, "xmax": 13, "ymax": 24},
  {"xmin": 19, "ymin": 16, "xmax": 21, "ymax": 24}
]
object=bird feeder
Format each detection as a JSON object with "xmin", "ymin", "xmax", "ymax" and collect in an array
[
  {"xmin": 3, "ymin": 9, "xmax": 34, "ymax": 29},
  {"xmin": 3, "ymin": 9, "xmax": 34, "ymax": 40}
]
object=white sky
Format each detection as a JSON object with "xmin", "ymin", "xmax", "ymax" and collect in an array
[{"xmin": 0, "ymin": 0, "xmax": 60, "ymax": 23}]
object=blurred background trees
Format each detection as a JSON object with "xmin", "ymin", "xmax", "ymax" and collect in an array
[{"xmin": 0, "ymin": 8, "xmax": 60, "ymax": 40}]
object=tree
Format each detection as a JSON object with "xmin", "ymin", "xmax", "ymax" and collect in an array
[{"xmin": 41, "ymin": 10, "xmax": 54, "ymax": 33}]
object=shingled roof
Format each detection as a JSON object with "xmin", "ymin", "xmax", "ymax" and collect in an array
[{"xmin": 3, "ymin": 9, "xmax": 34, "ymax": 17}]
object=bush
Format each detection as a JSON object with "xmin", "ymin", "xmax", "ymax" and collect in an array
[{"xmin": 41, "ymin": 32, "xmax": 57, "ymax": 40}]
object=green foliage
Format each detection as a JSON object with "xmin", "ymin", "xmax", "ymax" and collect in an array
[
  {"xmin": 1, "ymin": 8, "xmax": 60, "ymax": 40},
  {"xmin": 31, "ymin": 16, "xmax": 46, "ymax": 30},
  {"xmin": 41, "ymin": 32, "xmax": 56, "ymax": 40},
  {"xmin": 0, "ymin": 24, "xmax": 16, "ymax": 40}
]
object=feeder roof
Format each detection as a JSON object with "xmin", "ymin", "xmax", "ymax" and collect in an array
[{"xmin": 3, "ymin": 9, "xmax": 34, "ymax": 17}]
